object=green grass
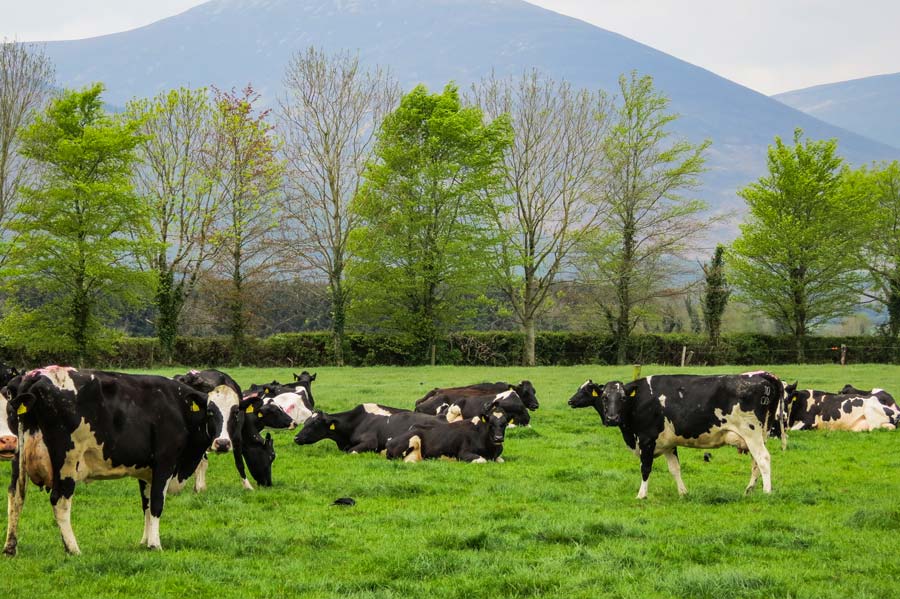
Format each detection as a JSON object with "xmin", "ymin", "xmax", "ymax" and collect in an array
[{"xmin": 1, "ymin": 363, "xmax": 899, "ymax": 598}]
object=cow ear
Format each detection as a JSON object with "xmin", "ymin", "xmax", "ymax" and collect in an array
[
  {"xmin": 508, "ymin": 384, "xmax": 515, "ymax": 391},
  {"xmin": 310, "ymin": 373, "xmax": 317, "ymax": 381},
  {"xmin": 293, "ymin": 373, "xmax": 300, "ymax": 381},
  {"xmin": 623, "ymin": 381, "xmax": 638, "ymax": 399}
]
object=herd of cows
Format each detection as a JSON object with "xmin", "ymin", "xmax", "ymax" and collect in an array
[{"xmin": 0, "ymin": 364, "xmax": 897, "ymax": 555}]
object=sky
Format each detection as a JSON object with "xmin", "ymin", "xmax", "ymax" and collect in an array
[{"xmin": 1, "ymin": 0, "xmax": 898, "ymax": 95}]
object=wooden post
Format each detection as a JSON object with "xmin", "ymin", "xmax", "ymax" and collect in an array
[
  {"xmin": 681, "ymin": 345, "xmax": 687, "ymax": 368},
  {"xmin": 840, "ymin": 344, "xmax": 847, "ymax": 367},
  {"xmin": 632, "ymin": 363, "xmax": 642, "ymax": 381}
]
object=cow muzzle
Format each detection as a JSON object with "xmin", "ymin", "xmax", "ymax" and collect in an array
[
  {"xmin": 0, "ymin": 435, "xmax": 16, "ymax": 459},
  {"xmin": 212, "ymin": 438, "xmax": 232, "ymax": 453}
]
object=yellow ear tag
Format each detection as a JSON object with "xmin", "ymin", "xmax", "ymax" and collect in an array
[
  {"xmin": 257, "ymin": 412, "xmax": 263, "ymax": 418},
  {"xmin": 264, "ymin": 388, "xmax": 270, "ymax": 395},
  {"xmin": 509, "ymin": 418, "xmax": 515, "ymax": 425},
  {"xmin": 591, "ymin": 390, "xmax": 598, "ymax": 397},
  {"xmin": 480, "ymin": 416, "xmax": 486, "ymax": 423},
  {"xmin": 329, "ymin": 423, "xmax": 336, "ymax": 430},
  {"xmin": 630, "ymin": 390, "xmax": 636, "ymax": 397},
  {"xmin": 246, "ymin": 406, "xmax": 254, "ymax": 414},
  {"xmin": 17, "ymin": 404, "xmax": 27, "ymax": 415},
  {"xmin": 190, "ymin": 402, "xmax": 200, "ymax": 412}
]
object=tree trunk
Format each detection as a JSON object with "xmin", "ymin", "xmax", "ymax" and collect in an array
[
  {"xmin": 230, "ymin": 244, "xmax": 245, "ymax": 363},
  {"xmin": 330, "ymin": 275, "xmax": 345, "ymax": 367},
  {"xmin": 155, "ymin": 268, "xmax": 182, "ymax": 364},
  {"xmin": 795, "ymin": 332, "xmax": 805, "ymax": 364},
  {"xmin": 523, "ymin": 316, "xmax": 536, "ymax": 367}
]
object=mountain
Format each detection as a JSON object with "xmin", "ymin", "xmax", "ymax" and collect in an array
[
  {"xmin": 774, "ymin": 72, "xmax": 900, "ymax": 151},
  {"xmin": 37, "ymin": 0, "xmax": 900, "ymax": 238}
]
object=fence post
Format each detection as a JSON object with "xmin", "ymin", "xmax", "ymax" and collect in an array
[
  {"xmin": 840, "ymin": 344, "xmax": 847, "ymax": 367},
  {"xmin": 681, "ymin": 346, "xmax": 687, "ymax": 368},
  {"xmin": 632, "ymin": 363, "xmax": 642, "ymax": 381}
]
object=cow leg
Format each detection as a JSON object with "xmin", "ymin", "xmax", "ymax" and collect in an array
[
  {"xmin": 4, "ymin": 452, "xmax": 26, "ymax": 557},
  {"xmin": 744, "ymin": 438, "xmax": 772, "ymax": 494},
  {"xmin": 347, "ymin": 433, "xmax": 378, "ymax": 454},
  {"xmin": 745, "ymin": 458, "xmax": 760, "ymax": 494},
  {"xmin": 636, "ymin": 440, "xmax": 656, "ymax": 499},
  {"xmin": 145, "ymin": 472, "xmax": 170, "ymax": 550},
  {"xmin": 230, "ymin": 444, "xmax": 253, "ymax": 491},
  {"xmin": 139, "ymin": 480, "xmax": 151, "ymax": 546},
  {"xmin": 663, "ymin": 449, "xmax": 687, "ymax": 496},
  {"xmin": 50, "ymin": 477, "xmax": 79, "ymax": 555},
  {"xmin": 192, "ymin": 455, "xmax": 209, "ymax": 493}
]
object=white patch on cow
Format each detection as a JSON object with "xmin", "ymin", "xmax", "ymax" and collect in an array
[
  {"xmin": 30, "ymin": 365, "xmax": 77, "ymax": 393},
  {"xmin": 146, "ymin": 515, "xmax": 162, "ymax": 550},
  {"xmin": 646, "ymin": 376, "xmax": 653, "ymax": 396},
  {"xmin": 471, "ymin": 457, "xmax": 488, "ymax": 463},
  {"xmin": 658, "ymin": 394, "xmax": 667, "ymax": 408},
  {"xmin": 207, "ymin": 384, "xmax": 240, "ymax": 449},
  {"xmin": 872, "ymin": 388, "xmax": 884, "ymax": 394},
  {"xmin": 61, "ymin": 419, "xmax": 152, "ymax": 483},
  {"xmin": 445, "ymin": 405, "xmax": 463, "ymax": 423},
  {"xmin": 53, "ymin": 496, "xmax": 80, "ymax": 554},
  {"xmin": 470, "ymin": 417, "xmax": 480, "ymax": 426},
  {"xmin": 742, "ymin": 370, "xmax": 768, "ymax": 377},
  {"xmin": 269, "ymin": 393, "xmax": 313, "ymax": 425},
  {"xmin": 579, "ymin": 380, "xmax": 592, "ymax": 390},
  {"xmin": 362, "ymin": 403, "xmax": 392, "ymax": 417},
  {"xmin": 403, "ymin": 435, "xmax": 423, "ymax": 463},
  {"xmin": 494, "ymin": 389, "xmax": 516, "ymax": 402},
  {"xmin": 242, "ymin": 478, "xmax": 254, "ymax": 491},
  {"xmin": 492, "ymin": 411, "xmax": 503, "ymax": 419},
  {"xmin": 636, "ymin": 479, "xmax": 649, "ymax": 499},
  {"xmin": 663, "ymin": 451, "xmax": 687, "ymax": 495},
  {"xmin": 495, "ymin": 456, "xmax": 505, "ymax": 463}
]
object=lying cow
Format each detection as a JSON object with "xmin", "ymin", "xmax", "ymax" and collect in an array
[
  {"xmin": 246, "ymin": 382, "xmax": 314, "ymax": 427},
  {"xmin": 839, "ymin": 385, "xmax": 897, "ymax": 408},
  {"xmin": 569, "ymin": 372, "xmax": 785, "ymax": 499},
  {"xmin": 386, "ymin": 400, "xmax": 511, "ymax": 463},
  {"xmin": 415, "ymin": 380, "xmax": 539, "ymax": 413},
  {"xmin": 293, "ymin": 404, "xmax": 443, "ymax": 454},
  {"xmin": 4, "ymin": 366, "xmax": 217, "ymax": 555},
  {"xmin": 439, "ymin": 389, "xmax": 531, "ymax": 427},
  {"xmin": 784, "ymin": 385, "xmax": 899, "ymax": 431}
]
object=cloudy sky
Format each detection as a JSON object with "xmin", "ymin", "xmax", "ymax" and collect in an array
[{"xmin": 1, "ymin": 0, "xmax": 897, "ymax": 95}]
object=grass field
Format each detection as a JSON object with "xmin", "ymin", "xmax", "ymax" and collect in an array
[{"xmin": 1, "ymin": 363, "xmax": 899, "ymax": 598}]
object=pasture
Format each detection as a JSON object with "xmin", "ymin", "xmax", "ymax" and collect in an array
[{"xmin": 1, "ymin": 363, "xmax": 899, "ymax": 598}]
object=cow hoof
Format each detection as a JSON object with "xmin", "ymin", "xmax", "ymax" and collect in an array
[
  {"xmin": 495, "ymin": 457, "xmax": 505, "ymax": 463},
  {"xmin": 242, "ymin": 479, "xmax": 254, "ymax": 491},
  {"xmin": 147, "ymin": 544, "xmax": 162, "ymax": 551},
  {"xmin": 3, "ymin": 543, "xmax": 16, "ymax": 557},
  {"xmin": 471, "ymin": 457, "xmax": 487, "ymax": 463}
]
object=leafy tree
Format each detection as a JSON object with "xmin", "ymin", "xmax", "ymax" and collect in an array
[
  {"xmin": 279, "ymin": 47, "xmax": 399, "ymax": 366},
  {"xmin": 470, "ymin": 70, "xmax": 610, "ymax": 366},
  {"xmin": 0, "ymin": 83, "xmax": 153, "ymax": 362},
  {"xmin": 730, "ymin": 129, "xmax": 868, "ymax": 361},
  {"xmin": 0, "ymin": 40, "xmax": 54, "ymax": 263},
  {"xmin": 349, "ymin": 84, "xmax": 511, "ymax": 363},
  {"xmin": 128, "ymin": 87, "xmax": 221, "ymax": 363},
  {"xmin": 208, "ymin": 85, "xmax": 283, "ymax": 358},
  {"xmin": 846, "ymin": 161, "xmax": 900, "ymax": 342},
  {"xmin": 701, "ymin": 244, "xmax": 729, "ymax": 344},
  {"xmin": 582, "ymin": 72, "xmax": 710, "ymax": 365}
]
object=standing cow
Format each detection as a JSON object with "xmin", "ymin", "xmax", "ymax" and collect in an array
[
  {"xmin": 4, "ymin": 366, "xmax": 218, "ymax": 555},
  {"xmin": 568, "ymin": 372, "xmax": 786, "ymax": 498}
]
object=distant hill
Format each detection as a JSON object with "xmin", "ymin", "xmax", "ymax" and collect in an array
[
  {"xmin": 37, "ymin": 0, "xmax": 900, "ymax": 240},
  {"xmin": 774, "ymin": 72, "xmax": 900, "ymax": 151}
]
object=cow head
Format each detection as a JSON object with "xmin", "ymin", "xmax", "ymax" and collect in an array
[
  {"xmin": 597, "ymin": 381, "xmax": 630, "ymax": 426},
  {"xmin": 256, "ymin": 399, "xmax": 295, "ymax": 430},
  {"xmin": 0, "ymin": 364, "xmax": 21, "ymax": 390},
  {"xmin": 568, "ymin": 380, "xmax": 603, "ymax": 411},
  {"xmin": 513, "ymin": 380, "xmax": 539, "ymax": 410},
  {"xmin": 481, "ymin": 401, "xmax": 511, "ymax": 445},
  {"xmin": 293, "ymin": 411, "xmax": 335, "ymax": 446},
  {"xmin": 293, "ymin": 371, "xmax": 316, "ymax": 407},
  {"xmin": 493, "ymin": 389, "xmax": 531, "ymax": 427}
]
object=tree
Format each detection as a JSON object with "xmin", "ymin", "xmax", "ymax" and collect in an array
[
  {"xmin": 845, "ymin": 161, "xmax": 900, "ymax": 342},
  {"xmin": 0, "ymin": 40, "xmax": 54, "ymax": 263},
  {"xmin": 730, "ymin": 129, "xmax": 868, "ymax": 362},
  {"xmin": 701, "ymin": 244, "xmax": 729, "ymax": 345},
  {"xmin": 582, "ymin": 72, "xmax": 710, "ymax": 365},
  {"xmin": 470, "ymin": 70, "xmax": 610, "ymax": 366},
  {"xmin": 209, "ymin": 85, "xmax": 283, "ymax": 358},
  {"xmin": 278, "ymin": 47, "xmax": 398, "ymax": 366},
  {"xmin": 128, "ymin": 87, "xmax": 221, "ymax": 363},
  {"xmin": 0, "ymin": 84, "xmax": 153, "ymax": 362},
  {"xmin": 350, "ymin": 84, "xmax": 512, "ymax": 364}
]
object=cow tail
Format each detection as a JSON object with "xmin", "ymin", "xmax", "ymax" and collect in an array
[{"xmin": 16, "ymin": 421, "xmax": 26, "ymax": 494}]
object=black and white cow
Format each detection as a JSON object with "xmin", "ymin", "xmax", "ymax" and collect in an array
[
  {"xmin": 3, "ymin": 366, "xmax": 218, "ymax": 555},
  {"xmin": 839, "ymin": 385, "xmax": 897, "ymax": 408},
  {"xmin": 292, "ymin": 371, "xmax": 317, "ymax": 407},
  {"xmin": 440, "ymin": 389, "xmax": 531, "ymax": 427},
  {"xmin": 173, "ymin": 369, "xmax": 243, "ymax": 491},
  {"xmin": 226, "ymin": 396, "xmax": 290, "ymax": 488},
  {"xmin": 386, "ymin": 401, "xmax": 511, "ymax": 463},
  {"xmin": 0, "ymin": 384, "xmax": 18, "ymax": 460},
  {"xmin": 293, "ymin": 404, "xmax": 444, "ymax": 454},
  {"xmin": 784, "ymin": 385, "xmax": 899, "ymax": 431},
  {"xmin": 415, "ymin": 380, "xmax": 539, "ymax": 413},
  {"xmin": 568, "ymin": 372, "xmax": 786, "ymax": 499}
]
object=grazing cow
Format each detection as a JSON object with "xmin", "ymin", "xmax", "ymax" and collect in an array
[
  {"xmin": 784, "ymin": 385, "xmax": 899, "ymax": 431},
  {"xmin": 386, "ymin": 401, "xmax": 511, "ymax": 463},
  {"xmin": 839, "ymin": 385, "xmax": 897, "ymax": 408},
  {"xmin": 293, "ymin": 371, "xmax": 317, "ymax": 407},
  {"xmin": 173, "ymin": 369, "xmax": 242, "ymax": 491},
  {"xmin": 441, "ymin": 389, "xmax": 531, "ymax": 427},
  {"xmin": 568, "ymin": 372, "xmax": 785, "ymax": 499},
  {"xmin": 415, "ymin": 380, "xmax": 538, "ymax": 412},
  {"xmin": 3, "ymin": 366, "xmax": 218, "ymax": 555},
  {"xmin": 226, "ymin": 396, "xmax": 290, "ymax": 489},
  {"xmin": 293, "ymin": 404, "xmax": 443, "ymax": 454}
]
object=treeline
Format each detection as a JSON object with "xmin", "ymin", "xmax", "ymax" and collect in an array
[{"xmin": 1, "ymin": 41, "xmax": 898, "ymax": 367}]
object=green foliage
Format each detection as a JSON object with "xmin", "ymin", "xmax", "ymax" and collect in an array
[
  {"xmin": 349, "ymin": 83, "xmax": 512, "ymax": 356},
  {"xmin": 730, "ymin": 129, "xmax": 869, "ymax": 361},
  {"xmin": 1, "ymin": 364, "xmax": 899, "ymax": 599},
  {"xmin": 583, "ymin": 72, "xmax": 710, "ymax": 365},
  {"xmin": 702, "ymin": 245, "xmax": 730, "ymax": 345},
  {"xmin": 0, "ymin": 84, "xmax": 154, "ymax": 362}
]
